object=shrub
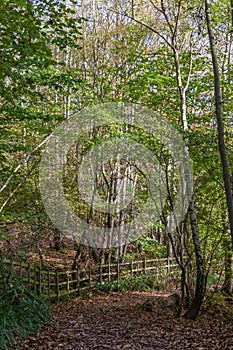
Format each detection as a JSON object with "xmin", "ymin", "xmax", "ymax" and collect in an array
[
  {"xmin": 0, "ymin": 266, "xmax": 50, "ymax": 350},
  {"xmin": 94, "ymin": 273, "xmax": 164, "ymax": 295}
]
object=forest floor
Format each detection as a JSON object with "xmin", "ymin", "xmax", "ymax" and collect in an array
[{"xmin": 22, "ymin": 290, "xmax": 233, "ymax": 350}]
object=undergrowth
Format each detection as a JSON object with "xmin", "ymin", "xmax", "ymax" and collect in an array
[
  {"xmin": 93, "ymin": 273, "xmax": 166, "ymax": 295},
  {"xmin": 0, "ymin": 265, "xmax": 50, "ymax": 350}
]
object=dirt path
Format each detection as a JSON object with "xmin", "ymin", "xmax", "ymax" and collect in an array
[{"xmin": 22, "ymin": 291, "xmax": 233, "ymax": 350}]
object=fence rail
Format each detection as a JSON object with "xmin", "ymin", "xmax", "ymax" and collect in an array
[{"xmin": 2, "ymin": 257, "xmax": 180, "ymax": 302}]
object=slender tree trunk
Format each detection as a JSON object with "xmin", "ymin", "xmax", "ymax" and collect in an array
[
  {"xmin": 127, "ymin": 0, "xmax": 206, "ymax": 318},
  {"xmin": 173, "ymin": 48, "xmax": 206, "ymax": 320},
  {"xmin": 222, "ymin": 238, "xmax": 233, "ymax": 295},
  {"xmin": 183, "ymin": 200, "xmax": 206, "ymax": 319},
  {"xmin": 205, "ymin": 0, "xmax": 233, "ymax": 248},
  {"xmin": 53, "ymin": 227, "xmax": 63, "ymax": 251}
]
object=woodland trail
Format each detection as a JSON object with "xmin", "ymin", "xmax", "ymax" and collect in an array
[{"xmin": 22, "ymin": 291, "xmax": 233, "ymax": 350}]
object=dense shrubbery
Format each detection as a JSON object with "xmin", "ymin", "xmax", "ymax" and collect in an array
[
  {"xmin": 124, "ymin": 236, "xmax": 167, "ymax": 261},
  {"xmin": 94, "ymin": 273, "xmax": 166, "ymax": 295},
  {"xmin": 0, "ymin": 265, "xmax": 50, "ymax": 350}
]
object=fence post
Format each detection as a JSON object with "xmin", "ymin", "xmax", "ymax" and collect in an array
[
  {"xmin": 77, "ymin": 269, "xmax": 80, "ymax": 295},
  {"xmin": 167, "ymin": 256, "xmax": 173, "ymax": 274},
  {"xmin": 143, "ymin": 258, "xmax": 147, "ymax": 274},
  {"xmin": 117, "ymin": 260, "xmax": 120, "ymax": 282},
  {"xmin": 108, "ymin": 260, "xmax": 111, "ymax": 282},
  {"xmin": 130, "ymin": 261, "xmax": 133, "ymax": 277},
  {"xmin": 67, "ymin": 272, "xmax": 70, "ymax": 299},
  {"xmin": 89, "ymin": 266, "xmax": 92, "ymax": 293},
  {"xmin": 99, "ymin": 263, "xmax": 102, "ymax": 284}
]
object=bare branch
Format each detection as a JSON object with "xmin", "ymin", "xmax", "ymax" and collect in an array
[
  {"xmin": 107, "ymin": 7, "xmax": 173, "ymax": 49},
  {"xmin": 172, "ymin": 0, "xmax": 182, "ymax": 44},
  {"xmin": 0, "ymin": 159, "xmax": 39, "ymax": 213},
  {"xmin": 160, "ymin": 0, "xmax": 174, "ymax": 36}
]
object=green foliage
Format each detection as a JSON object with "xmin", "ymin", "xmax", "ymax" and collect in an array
[
  {"xmin": 124, "ymin": 235, "xmax": 167, "ymax": 261},
  {"xmin": 0, "ymin": 266, "xmax": 50, "ymax": 350},
  {"xmin": 0, "ymin": 0, "xmax": 85, "ymax": 221},
  {"xmin": 94, "ymin": 273, "xmax": 166, "ymax": 295},
  {"xmin": 137, "ymin": 236, "xmax": 166, "ymax": 257},
  {"xmin": 0, "ymin": 0, "xmax": 232, "ymax": 305},
  {"xmin": 206, "ymin": 270, "xmax": 224, "ymax": 286},
  {"xmin": 0, "ymin": 0, "xmax": 84, "ymax": 122}
]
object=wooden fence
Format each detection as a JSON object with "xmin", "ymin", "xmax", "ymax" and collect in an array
[{"xmin": 2, "ymin": 257, "xmax": 180, "ymax": 302}]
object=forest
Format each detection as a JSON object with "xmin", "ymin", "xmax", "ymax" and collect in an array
[{"xmin": 0, "ymin": 0, "xmax": 233, "ymax": 349}]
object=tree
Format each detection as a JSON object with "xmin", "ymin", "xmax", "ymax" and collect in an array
[
  {"xmin": 0, "ymin": 0, "xmax": 84, "ymax": 258},
  {"xmin": 0, "ymin": 0, "xmax": 84, "ymax": 212},
  {"xmin": 204, "ymin": 0, "xmax": 233, "ymax": 249},
  {"xmin": 116, "ymin": 0, "xmax": 206, "ymax": 319}
]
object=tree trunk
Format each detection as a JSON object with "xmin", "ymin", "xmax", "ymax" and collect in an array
[
  {"xmin": 222, "ymin": 238, "xmax": 233, "ymax": 295},
  {"xmin": 53, "ymin": 227, "xmax": 63, "ymax": 252},
  {"xmin": 205, "ymin": 0, "xmax": 233, "ymax": 248},
  {"xmin": 173, "ymin": 47, "xmax": 206, "ymax": 320},
  {"xmin": 183, "ymin": 200, "xmax": 206, "ymax": 319},
  {"xmin": 127, "ymin": 0, "xmax": 207, "ymax": 319}
]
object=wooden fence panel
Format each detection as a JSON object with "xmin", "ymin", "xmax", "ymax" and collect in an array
[{"xmin": 2, "ymin": 257, "xmax": 180, "ymax": 302}]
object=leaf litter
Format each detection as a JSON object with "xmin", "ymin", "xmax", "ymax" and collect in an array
[{"xmin": 21, "ymin": 291, "xmax": 233, "ymax": 350}]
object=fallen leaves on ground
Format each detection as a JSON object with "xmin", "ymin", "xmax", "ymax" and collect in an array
[{"xmin": 21, "ymin": 291, "xmax": 233, "ymax": 350}]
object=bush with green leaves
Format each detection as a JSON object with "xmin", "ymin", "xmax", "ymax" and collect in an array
[
  {"xmin": 94, "ymin": 273, "xmax": 166, "ymax": 295},
  {"xmin": 0, "ymin": 266, "xmax": 50, "ymax": 350},
  {"xmin": 124, "ymin": 235, "xmax": 167, "ymax": 261}
]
